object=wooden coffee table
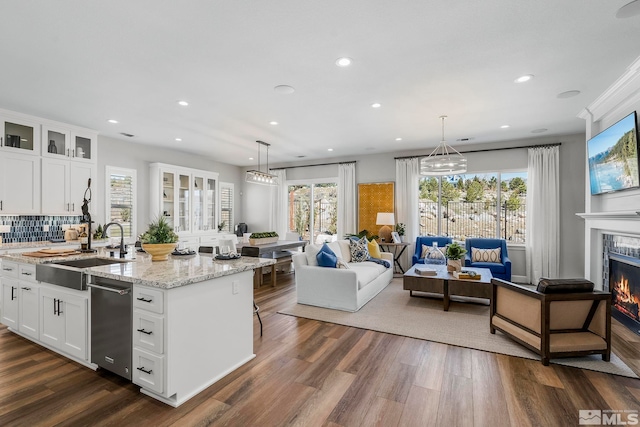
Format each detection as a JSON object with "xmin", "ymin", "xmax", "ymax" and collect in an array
[{"xmin": 403, "ymin": 264, "xmax": 493, "ymax": 311}]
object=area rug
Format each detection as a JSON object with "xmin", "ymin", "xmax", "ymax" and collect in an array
[{"xmin": 278, "ymin": 279, "xmax": 638, "ymax": 378}]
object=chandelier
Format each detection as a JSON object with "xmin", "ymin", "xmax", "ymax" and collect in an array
[
  {"xmin": 420, "ymin": 115, "xmax": 467, "ymax": 176},
  {"xmin": 246, "ymin": 140, "xmax": 277, "ymax": 186}
]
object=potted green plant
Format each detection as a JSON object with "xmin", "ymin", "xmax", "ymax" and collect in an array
[
  {"xmin": 249, "ymin": 231, "xmax": 279, "ymax": 245},
  {"xmin": 395, "ymin": 223, "xmax": 406, "ymax": 242},
  {"xmin": 445, "ymin": 241, "xmax": 467, "ymax": 272},
  {"xmin": 140, "ymin": 215, "xmax": 179, "ymax": 261}
]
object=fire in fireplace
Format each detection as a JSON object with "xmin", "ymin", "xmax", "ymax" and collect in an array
[{"xmin": 608, "ymin": 253, "xmax": 640, "ymax": 334}]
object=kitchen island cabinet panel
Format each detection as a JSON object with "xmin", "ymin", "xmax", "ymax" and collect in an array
[
  {"xmin": 40, "ymin": 287, "xmax": 88, "ymax": 361},
  {"xmin": 134, "ymin": 270, "xmax": 255, "ymax": 407}
]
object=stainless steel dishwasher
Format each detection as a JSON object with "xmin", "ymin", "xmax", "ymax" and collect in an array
[{"xmin": 88, "ymin": 276, "xmax": 132, "ymax": 380}]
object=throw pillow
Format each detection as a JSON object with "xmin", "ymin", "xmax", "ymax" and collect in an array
[
  {"xmin": 349, "ymin": 236, "xmax": 370, "ymax": 262},
  {"xmin": 368, "ymin": 239, "xmax": 382, "ymax": 258},
  {"xmin": 304, "ymin": 244, "xmax": 323, "ymax": 266},
  {"xmin": 316, "ymin": 243, "xmax": 337, "ymax": 268},
  {"xmin": 471, "ymin": 247, "xmax": 501, "ymax": 263}
]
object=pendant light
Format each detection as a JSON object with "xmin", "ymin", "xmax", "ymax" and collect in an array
[
  {"xmin": 420, "ymin": 115, "xmax": 467, "ymax": 176},
  {"xmin": 246, "ymin": 140, "xmax": 277, "ymax": 186}
]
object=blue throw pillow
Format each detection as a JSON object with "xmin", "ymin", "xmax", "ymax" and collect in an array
[{"xmin": 316, "ymin": 243, "xmax": 337, "ymax": 268}]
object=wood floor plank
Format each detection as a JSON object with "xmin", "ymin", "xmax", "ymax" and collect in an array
[
  {"xmin": 413, "ymin": 341, "xmax": 448, "ymax": 391},
  {"xmin": 0, "ymin": 275, "xmax": 639, "ymax": 426},
  {"xmin": 286, "ymin": 369, "xmax": 355, "ymax": 427},
  {"xmin": 397, "ymin": 385, "xmax": 441, "ymax": 427}
]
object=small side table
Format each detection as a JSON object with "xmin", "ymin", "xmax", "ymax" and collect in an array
[{"xmin": 379, "ymin": 242, "xmax": 411, "ymax": 274}]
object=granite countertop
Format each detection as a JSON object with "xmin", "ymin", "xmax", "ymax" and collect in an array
[
  {"xmin": 1, "ymin": 252, "xmax": 276, "ymax": 289},
  {"xmin": 0, "ymin": 239, "xmax": 110, "ymax": 251}
]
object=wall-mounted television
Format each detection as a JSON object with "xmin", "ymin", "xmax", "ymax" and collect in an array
[{"xmin": 588, "ymin": 111, "xmax": 639, "ymax": 195}]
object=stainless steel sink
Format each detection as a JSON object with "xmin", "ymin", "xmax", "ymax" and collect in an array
[
  {"xmin": 35, "ymin": 257, "xmax": 131, "ymax": 290},
  {"xmin": 54, "ymin": 258, "xmax": 130, "ymax": 269}
]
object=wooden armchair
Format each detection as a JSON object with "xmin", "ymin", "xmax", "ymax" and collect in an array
[{"xmin": 490, "ymin": 278, "xmax": 611, "ymax": 365}]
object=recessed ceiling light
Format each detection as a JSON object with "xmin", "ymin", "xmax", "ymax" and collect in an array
[
  {"xmin": 395, "ymin": 137, "xmax": 402, "ymax": 141},
  {"xmin": 269, "ymin": 121, "xmax": 278, "ymax": 125},
  {"xmin": 177, "ymin": 100, "xmax": 189, "ymax": 106},
  {"xmin": 371, "ymin": 103, "xmax": 381, "ymax": 108},
  {"xmin": 501, "ymin": 125, "xmax": 510, "ymax": 129},
  {"xmin": 557, "ymin": 90, "xmax": 581, "ymax": 99},
  {"xmin": 328, "ymin": 148, "xmax": 334, "ymax": 152},
  {"xmin": 515, "ymin": 74, "xmax": 534, "ymax": 83},
  {"xmin": 175, "ymin": 138, "xmax": 182, "ymax": 142},
  {"xmin": 107, "ymin": 119, "xmax": 118, "ymax": 124},
  {"xmin": 274, "ymin": 85, "xmax": 295, "ymax": 94},
  {"xmin": 249, "ymin": 157, "xmax": 254, "ymax": 160},
  {"xmin": 616, "ymin": 0, "xmax": 640, "ymax": 18},
  {"xmin": 335, "ymin": 57, "xmax": 352, "ymax": 67},
  {"xmin": 531, "ymin": 128, "xmax": 548, "ymax": 134}
]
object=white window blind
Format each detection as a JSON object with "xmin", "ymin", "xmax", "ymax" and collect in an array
[
  {"xmin": 105, "ymin": 166, "xmax": 137, "ymax": 239},
  {"xmin": 220, "ymin": 182, "xmax": 234, "ymax": 233}
]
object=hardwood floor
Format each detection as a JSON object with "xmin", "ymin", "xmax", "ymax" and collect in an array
[{"xmin": 1, "ymin": 272, "xmax": 640, "ymax": 426}]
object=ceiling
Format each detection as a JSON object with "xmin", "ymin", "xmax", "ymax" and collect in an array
[{"xmin": 1, "ymin": 1, "xmax": 639, "ymax": 167}]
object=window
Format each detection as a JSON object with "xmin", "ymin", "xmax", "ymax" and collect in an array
[
  {"xmin": 288, "ymin": 180, "xmax": 337, "ymax": 244},
  {"xmin": 220, "ymin": 182, "xmax": 234, "ymax": 233},
  {"xmin": 419, "ymin": 171, "xmax": 527, "ymax": 243},
  {"xmin": 105, "ymin": 166, "xmax": 137, "ymax": 239}
]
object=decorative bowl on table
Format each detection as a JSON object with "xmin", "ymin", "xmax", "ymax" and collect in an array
[{"xmin": 142, "ymin": 243, "xmax": 178, "ymax": 261}]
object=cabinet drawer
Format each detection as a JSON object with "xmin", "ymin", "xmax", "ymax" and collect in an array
[
  {"xmin": 133, "ymin": 286, "xmax": 164, "ymax": 314},
  {"xmin": 132, "ymin": 348, "xmax": 164, "ymax": 394},
  {"xmin": 18, "ymin": 264, "xmax": 36, "ymax": 283},
  {"xmin": 1, "ymin": 261, "xmax": 18, "ymax": 278},
  {"xmin": 133, "ymin": 310, "xmax": 164, "ymax": 354}
]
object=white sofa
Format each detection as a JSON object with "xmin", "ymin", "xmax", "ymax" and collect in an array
[{"xmin": 292, "ymin": 239, "xmax": 394, "ymax": 312}]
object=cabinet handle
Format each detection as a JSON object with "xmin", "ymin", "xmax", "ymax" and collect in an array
[
  {"xmin": 54, "ymin": 298, "xmax": 58, "ymax": 315},
  {"xmin": 136, "ymin": 328, "xmax": 153, "ymax": 335},
  {"xmin": 72, "ymin": 149, "xmax": 75, "ymax": 157},
  {"xmin": 57, "ymin": 299, "xmax": 63, "ymax": 316},
  {"xmin": 2, "ymin": 267, "xmax": 13, "ymax": 271},
  {"xmin": 136, "ymin": 297, "xmax": 153, "ymax": 303},
  {"xmin": 67, "ymin": 203, "xmax": 70, "ymax": 211},
  {"xmin": 0, "ymin": 136, "xmax": 3, "ymax": 146},
  {"xmin": 66, "ymin": 148, "xmax": 70, "ymax": 156},
  {"xmin": 21, "ymin": 286, "xmax": 31, "ymax": 291},
  {"xmin": 11, "ymin": 286, "xmax": 16, "ymax": 300},
  {"xmin": 136, "ymin": 367, "xmax": 153, "ymax": 374},
  {"xmin": 1, "ymin": 200, "xmax": 3, "ymax": 210},
  {"xmin": 21, "ymin": 271, "xmax": 32, "ymax": 276}
]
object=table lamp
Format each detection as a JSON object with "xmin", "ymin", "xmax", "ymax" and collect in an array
[{"xmin": 376, "ymin": 212, "xmax": 395, "ymax": 242}]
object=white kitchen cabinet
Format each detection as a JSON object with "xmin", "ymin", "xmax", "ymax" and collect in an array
[
  {"xmin": 0, "ymin": 152, "xmax": 40, "ymax": 214},
  {"xmin": 40, "ymin": 286, "xmax": 88, "ymax": 361},
  {"xmin": 1, "ymin": 277, "xmax": 19, "ymax": 329},
  {"xmin": 150, "ymin": 163, "xmax": 219, "ymax": 235},
  {"xmin": 42, "ymin": 125, "xmax": 97, "ymax": 163},
  {"xmin": 41, "ymin": 158, "xmax": 95, "ymax": 215},
  {"xmin": 18, "ymin": 283, "xmax": 40, "ymax": 340},
  {"xmin": 0, "ymin": 113, "xmax": 41, "ymax": 155}
]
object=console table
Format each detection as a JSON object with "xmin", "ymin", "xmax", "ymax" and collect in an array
[{"xmin": 379, "ymin": 242, "xmax": 410, "ymax": 274}]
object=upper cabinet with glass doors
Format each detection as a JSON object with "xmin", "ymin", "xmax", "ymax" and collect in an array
[
  {"xmin": 0, "ymin": 113, "xmax": 41, "ymax": 155},
  {"xmin": 150, "ymin": 163, "xmax": 219, "ymax": 235},
  {"xmin": 42, "ymin": 125, "xmax": 97, "ymax": 163}
]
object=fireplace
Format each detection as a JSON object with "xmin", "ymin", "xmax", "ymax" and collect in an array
[{"xmin": 608, "ymin": 252, "xmax": 640, "ymax": 335}]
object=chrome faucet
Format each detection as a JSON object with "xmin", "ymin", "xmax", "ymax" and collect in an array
[{"xmin": 104, "ymin": 222, "xmax": 127, "ymax": 258}]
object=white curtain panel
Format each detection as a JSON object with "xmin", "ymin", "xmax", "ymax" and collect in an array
[
  {"xmin": 525, "ymin": 146, "xmax": 560, "ymax": 284},
  {"xmin": 395, "ymin": 158, "xmax": 420, "ymax": 242},
  {"xmin": 338, "ymin": 162, "xmax": 356, "ymax": 239},
  {"xmin": 270, "ymin": 169, "xmax": 288, "ymax": 236}
]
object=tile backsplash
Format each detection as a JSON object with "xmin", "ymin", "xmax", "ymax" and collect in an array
[{"xmin": 0, "ymin": 215, "xmax": 82, "ymax": 243}]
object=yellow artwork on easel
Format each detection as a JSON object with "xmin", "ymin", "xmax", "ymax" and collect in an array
[{"xmin": 357, "ymin": 182, "xmax": 394, "ymax": 238}]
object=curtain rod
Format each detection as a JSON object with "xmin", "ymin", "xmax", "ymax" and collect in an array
[
  {"xmin": 394, "ymin": 142, "xmax": 562, "ymax": 160},
  {"xmin": 270, "ymin": 160, "xmax": 356, "ymax": 171}
]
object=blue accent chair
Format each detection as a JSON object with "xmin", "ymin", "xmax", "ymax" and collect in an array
[
  {"xmin": 464, "ymin": 238, "xmax": 511, "ymax": 281},
  {"xmin": 412, "ymin": 236, "xmax": 453, "ymax": 265}
]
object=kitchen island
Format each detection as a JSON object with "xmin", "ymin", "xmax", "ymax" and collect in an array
[{"xmin": 0, "ymin": 251, "xmax": 275, "ymax": 407}]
